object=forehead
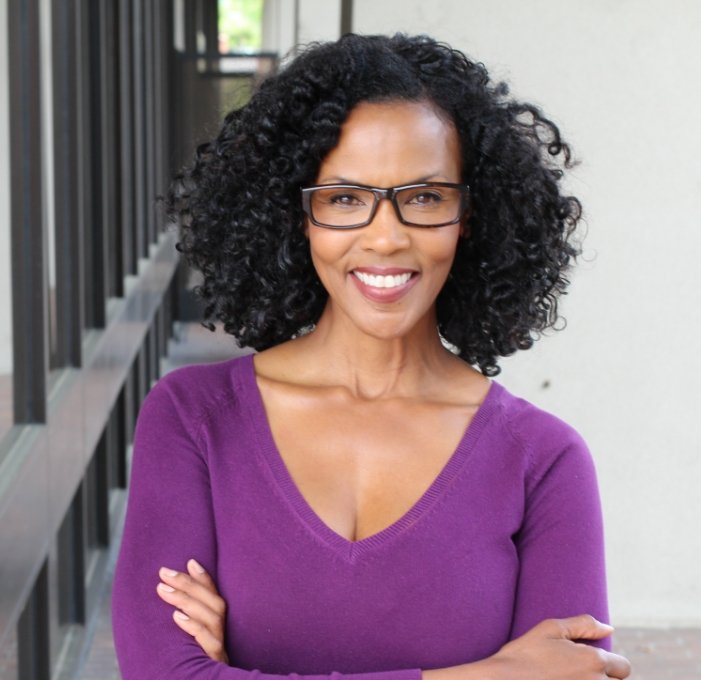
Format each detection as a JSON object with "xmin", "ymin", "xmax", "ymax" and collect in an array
[{"xmin": 315, "ymin": 100, "xmax": 462, "ymax": 185}]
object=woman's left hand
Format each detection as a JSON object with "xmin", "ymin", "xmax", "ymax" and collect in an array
[{"xmin": 156, "ymin": 559, "xmax": 229, "ymax": 664}]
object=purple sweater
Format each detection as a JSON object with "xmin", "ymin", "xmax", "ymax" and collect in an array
[{"xmin": 112, "ymin": 354, "xmax": 609, "ymax": 680}]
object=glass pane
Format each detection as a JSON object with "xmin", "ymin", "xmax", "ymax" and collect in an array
[
  {"xmin": 0, "ymin": 2, "xmax": 14, "ymax": 443},
  {"xmin": 218, "ymin": 0, "xmax": 263, "ymax": 52}
]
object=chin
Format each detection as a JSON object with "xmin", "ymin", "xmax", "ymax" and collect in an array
[{"xmin": 351, "ymin": 311, "xmax": 432, "ymax": 343}]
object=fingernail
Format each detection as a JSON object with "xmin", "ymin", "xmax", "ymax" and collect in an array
[
  {"xmin": 174, "ymin": 611, "xmax": 190, "ymax": 621},
  {"xmin": 160, "ymin": 567, "xmax": 178, "ymax": 578},
  {"xmin": 158, "ymin": 583, "xmax": 175, "ymax": 593},
  {"xmin": 188, "ymin": 558, "xmax": 206, "ymax": 574}
]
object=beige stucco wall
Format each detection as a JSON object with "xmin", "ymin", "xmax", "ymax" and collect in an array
[
  {"xmin": 263, "ymin": 0, "xmax": 341, "ymax": 57},
  {"xmin": 354, "ymin": 0, "xmax": 701, "ymax": 627},
  {"xmin": 265, "ymin": 0, "xmax": 701, "ymax": 626}
]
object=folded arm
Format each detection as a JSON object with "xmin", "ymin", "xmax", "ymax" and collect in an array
[
  {"xmin": 114, "ymin": 377, "xmax": 629, "ymax": 680},
  {"xmin": 112, "ymin": 377, "xmax": 423, "ymax": 680}
]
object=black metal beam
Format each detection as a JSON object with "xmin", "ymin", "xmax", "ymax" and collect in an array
[
  {"xmin": 57, "ymin": 488, "xmax": 86, "ymax": 626},
  {"xmin": 52, "ymin": 0, "xmax": 83, "ymax": 367},
  {"xmin": 118, "ymin": 0, "xmax": 136, "ymax": 276},
  {"xmin": 132, "ymin": 0, "xmax": 148, "ymax": 259},
  {"xmin": 8, "ymin": 0, "xmax": 47, "ymax": 422},
  {"xmin": 144, "ymin": 0, "xmax": 157, "ymax": 247},
  {"xmin": 17, "ymin": 561, "xmax": 50, "ymax": 680},
  {"xmin": 340, "ymin": 0, "xmax": 354, "ymax": 35}
]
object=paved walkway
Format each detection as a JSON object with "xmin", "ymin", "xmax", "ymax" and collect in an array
[
  {"xmin": 79, "ymin": 580, "xmax": 120, "ymax": 680},
  {"xmin": 78, "ymin": 324, "xmax": 701, "ymax": 679},
  {"xmin": 614, "ymin": 628, "xmax": 701, "ymax": 679}
]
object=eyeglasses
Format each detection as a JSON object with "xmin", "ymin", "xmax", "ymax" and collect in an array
[{"xmin": 301, "ymin": 182, "xmax": 470, "ymax": 229}]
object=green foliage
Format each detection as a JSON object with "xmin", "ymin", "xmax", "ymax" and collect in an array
[{"xmin": 218, "ymin": 0, "xmax": 263, "ymax": 52}]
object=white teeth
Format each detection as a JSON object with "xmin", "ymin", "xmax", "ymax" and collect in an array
[{"xmin": 353, "ymin": 271, "xmax": 412, "ymax": 288}]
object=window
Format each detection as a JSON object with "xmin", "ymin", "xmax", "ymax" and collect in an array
[{"xmin": 218, "ymin": 0, "xmax": 264, "ymax": 53}]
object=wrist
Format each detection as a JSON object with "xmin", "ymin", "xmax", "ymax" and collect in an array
[{"xmin": 423, "ymin": 658, "xmax": 499, "ymax": 680}]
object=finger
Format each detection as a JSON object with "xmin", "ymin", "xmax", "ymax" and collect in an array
[
  {"xmin": 159, "ymin": 567, "xmax": 226, "ymax": 616},
  {"xmin": 603, "ymin": 651, "xmax": 632, "ymax": 679},
  {"xmin": 186, "ymin": 558, "xmax": 218, "ymax": 592},
  {"xmin": 537, "ymin": 614, "xmax": 614, "ymax": 641},
  {"xmin": 156, "ymin": 582, "xmax": 225, "ymax": 633},
  {"xmin": 172, "ymin": 610, "xmax": 229, "ymax": 664}
]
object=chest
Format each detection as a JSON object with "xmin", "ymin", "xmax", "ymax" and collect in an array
[
  {"xmin": 210, "ymin": 427, "xmax": 523, "ymax": 674},
  {"xmin": 261, "ymin": 396, "xmax": 478, "ymax": 542},
  {"xmin": 203, "ymin": 366, "xmax": 531, "ymax": 672}
]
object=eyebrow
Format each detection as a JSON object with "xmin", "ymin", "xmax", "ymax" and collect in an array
[{"xmin": 315, "ymin": 174, "xmax": 451, "ymax": 186}]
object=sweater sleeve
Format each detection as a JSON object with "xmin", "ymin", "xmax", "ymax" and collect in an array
[
  {"xmin": 111, "ymin": 374, "xmax": 422, "ymax": 680},
  {"xmin": 507, "ymin": 426, "xmax": 611, "ymax": 650}
]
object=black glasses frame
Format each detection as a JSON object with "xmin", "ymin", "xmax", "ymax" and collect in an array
[{"xmin": 300, "ymin": 182, "xmax": 471, "ymax": 229}]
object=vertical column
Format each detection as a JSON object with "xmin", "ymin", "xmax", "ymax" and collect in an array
[
  {"xmin": 76, "ymin": 0, "xmax": 99, "ymax": 329},
  {"xmin": 73, "ymin": 0, "xmax": 86, "ymax": 332},
  {"xmin": 153, "ymin": 0, "xmax": 170, "ymax": 233},
  {"xmin": 143, "ymin": 0, "xmax": 157, "ymax": 246},
  {"xmin": 119, "ymin": 0, "xmax": 136, "ymax": 275},
  {"xmin": 52, "ymin": 0, "xmax": 83, "ymax": 367},
  {"xmin": 100, "ymin": 0, "xmax": 122, "ymax": 298},
  {"xmin": 57, "ymin": 489, "xmax": 86, "ymax": 626},
  {"xmin": 340, "ymin": 0, "xmax": 353, "ymax": 35},
  {"xmin": 17, "ymin": 562, "xmax": 50, "ymax": 680},
  {"xmin": 0, "ymin": 0, "xmax": 15, "ymax": 441},
  {"xmin": 132, "ymin": 0, "xmax": 148, "ymax": 259},
  {"xmin": 8, "ymin": 0, "xmax": 47, "ymax": 422}
]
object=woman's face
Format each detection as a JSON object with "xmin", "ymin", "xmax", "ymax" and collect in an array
[{"xmin": 307, "ymin": 100, "xmax": 464, "ymax": 342}]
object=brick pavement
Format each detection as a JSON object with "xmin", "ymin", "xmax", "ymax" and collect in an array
[
  {"xmin": 79, "ymin": 583, "xmax": 120, "ymax": 680},
  {"xmin": 614, "ymin": 627, "xmax": 701, "ymax": 679}
]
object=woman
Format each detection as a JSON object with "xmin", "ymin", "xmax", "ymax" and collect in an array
[{"xmin": 112, "ymin": 33, "xmax": 631, "ymax": 680}]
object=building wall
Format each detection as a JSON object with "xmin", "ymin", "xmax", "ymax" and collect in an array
[
  {"xmin": 262, "ymin": 0, "xmax": 298, "ymax": 57},
  {"xmin": 0, "ymin": 1, "xmax": 180, "ymax": 676},
  {"xmin": 348, "ymin": 0, "xmax": 701, "ymax": 625},
  {"xmin": 297, "ymin": 0, "xmax": 341, "ymax": 45},
  {"xmin": 262, "ymin": 0, "xmax": 342, "ymax": 59}
]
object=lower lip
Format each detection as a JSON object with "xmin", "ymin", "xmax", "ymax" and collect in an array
[{"xmin": 350, "ymin": 272, "xmax": 419, "ymax": 304}]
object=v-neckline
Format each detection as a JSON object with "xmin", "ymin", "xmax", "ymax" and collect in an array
[{"xmin": 238, "ymin": 353, "xmax": 500, "ymax": 559}]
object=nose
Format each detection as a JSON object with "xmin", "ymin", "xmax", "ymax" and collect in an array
[{"xmin": 359, "ymin": 197, "xmax": 411, "ymax": 253}]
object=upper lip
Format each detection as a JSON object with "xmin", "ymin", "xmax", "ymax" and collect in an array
[{"xmin": 351, "ymin": 266, "xmax": 418, "ymax": 275}]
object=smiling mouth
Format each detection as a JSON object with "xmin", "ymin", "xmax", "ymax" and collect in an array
[{"xmin": 352, "ymin": 271, "xmax": 414, "ymax": 289}]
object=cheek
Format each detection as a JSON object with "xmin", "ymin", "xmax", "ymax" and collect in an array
[
  {"xmin": 308, "ymin": 229, "xmax": 354, "ymax": 275},
  {"xmin": 423, "ymin": 231, "xmax": 461, "ymax": 269}
]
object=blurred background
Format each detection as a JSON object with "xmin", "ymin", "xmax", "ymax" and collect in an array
[{"xmin": 0, "ymin": 1, "xmax": 699, "ymax": 678}]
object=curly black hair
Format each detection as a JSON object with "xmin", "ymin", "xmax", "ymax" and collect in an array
[{"xmin": 169, "ymin": 33, "xmax": 581, "ymax": 376}]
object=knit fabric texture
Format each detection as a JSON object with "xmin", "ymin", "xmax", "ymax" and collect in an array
[{"xmin": 112, "ymin": 354, "xmax": 609, "ymax": 680}]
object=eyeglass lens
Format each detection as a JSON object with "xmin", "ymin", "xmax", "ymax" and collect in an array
[{"xmin": 309, "ymin": 186, "xmax": 463, "ymax": 227}]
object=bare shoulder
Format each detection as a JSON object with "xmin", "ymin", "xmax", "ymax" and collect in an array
[
  {"xmin": 252, "ymin": 337, "xmax": 321, "ymax": 387},
  {"xmin": 431, "ymin": 351, "xmax": 491, "ymax": 410},
  {"xmin": 251, "ymin": 339, "xmax": 343, "ymax": 417}
]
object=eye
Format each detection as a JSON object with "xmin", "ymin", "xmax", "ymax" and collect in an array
[
  {"xmin": 327, "ymin": 191, "xmax": 368, "ymax": 207},
  {"xmin": 312, "ymin": 187, "xmax": 371, "ymax": 209},
  {"xmin": 405, "ymin": 189, "xmax": 445, "ymax": 206}
]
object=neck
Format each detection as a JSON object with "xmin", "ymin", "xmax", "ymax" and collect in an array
[{"xmin": 298, "ymin": 303, "xmax": 458, "ymax": 400}]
